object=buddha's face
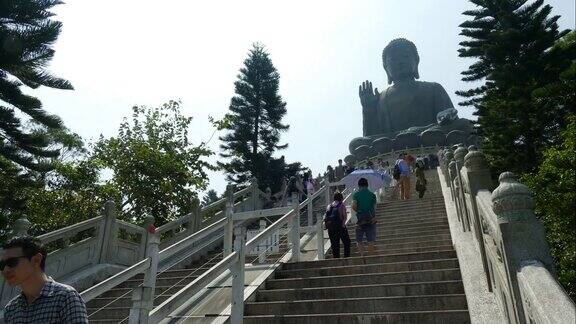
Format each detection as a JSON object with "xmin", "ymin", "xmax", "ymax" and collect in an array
[{"xmin": 384, "ymin": 45, "xmax": 418, "ymax": 82}]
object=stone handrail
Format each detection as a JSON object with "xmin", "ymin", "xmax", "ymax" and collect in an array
[
  {"xmin": 117, "ymin": 219, "xmax": 147, "ymax": 235},
  {"xmin": 441, "ymin": 145, "xmax": 575, "ymax": 324},
  {"xmin": 517, "ymin": 260, "xmax": 576, "ymax": 323},
  {"xmin": 355, "ymin": 144, "xmax": 440, "ymax": 168},
  {"xmin": 37, "ymin": 216, "xmax": 103, "ymax": 244}
]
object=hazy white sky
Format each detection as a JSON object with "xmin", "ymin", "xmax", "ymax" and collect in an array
[{"xmin": 34, "ymin": 0, "xmax": 575, "ymax": 195}]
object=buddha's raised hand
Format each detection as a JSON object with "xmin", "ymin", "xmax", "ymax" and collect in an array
[{"xmin": 359, "ymin": 80, "xmax": 380, "ymax": 109}]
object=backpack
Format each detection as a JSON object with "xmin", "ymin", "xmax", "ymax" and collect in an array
[
  {"xmin": 393, "ymin": 163, "xmax": 401, "ymax": 180},
  {"xmin": 324, "ymin": 203, "xmax": 343, "ymax": 229}
]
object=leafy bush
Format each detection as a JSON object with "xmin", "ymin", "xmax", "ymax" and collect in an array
[{"xmin": 523, "ymin": 115, "xmax": 576, "ymax": 300}]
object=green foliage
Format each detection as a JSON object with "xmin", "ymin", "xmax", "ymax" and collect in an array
[
  {"xmin": 457, "ymin": 0, "xmax": 574, "ymax": 175},
  {"xmin": 220, "ymin": 43, "xmax": 290, "ymax": 188},
  {"xmin": 24, "ymin": 159, "xmax": 116, "ymax": 236},
  {"xmin": 0, "ymin": 126, "xmax": 94, "ymax": 241},
  {"xmin": 201, "ymin": 189, "xmax": 220, "ymax": 207},
  {"xmin": 93, "ymin": 100, "xmax": 216, "ymax": 226},
  {"xmin": 522, "ymin": 115, "xmax": 576, "ymax": 299},
  {"xmin": 0, "ymin": 0, "xmax": 73, "ymax": 171}
]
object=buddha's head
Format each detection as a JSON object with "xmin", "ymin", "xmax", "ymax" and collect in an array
[{"xmin": 382, "ymin": 38, "xmax": 420, "ymax": 84}]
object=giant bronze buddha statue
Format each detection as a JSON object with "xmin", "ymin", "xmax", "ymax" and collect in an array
[{"xmin": 348, "ymin": 38, "xmax": 474, "ymax": 160}]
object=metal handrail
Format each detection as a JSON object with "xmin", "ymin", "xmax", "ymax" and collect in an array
[
  {"xmin": 81, "ymin": 257, "xmax": 151, "ymax": 302},
  {"xmin": 159, "ymin": 218, "xmax": 227, "ymax": 262},
  {"xmin": 148, "ymin": 251, "xmax": 239, "ymax": 323},
  {"xmin": 245, "ymin": 208, "xmax": 295, "ymax": 253}
]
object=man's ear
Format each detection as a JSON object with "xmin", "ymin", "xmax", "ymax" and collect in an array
[{"xmin": 30, "ymin": 253, "xmax": 43, "ymax": 270}]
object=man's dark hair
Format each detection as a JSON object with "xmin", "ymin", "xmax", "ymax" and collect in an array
[
  {"xmin": 2, "ymin": 236, "xmax": 47, "ymax": 271},
  {"xmin": 333, "ymin": 192, "xmax": 344, "ymax": 202},
  {"xmin": 358, "ymin": 177, "xmax": 368, "ymax": 187}
]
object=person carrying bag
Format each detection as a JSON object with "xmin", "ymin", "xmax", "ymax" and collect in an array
[{"xmin": 324, "ymin": 192, "xmax": 351, "ymax": 258}]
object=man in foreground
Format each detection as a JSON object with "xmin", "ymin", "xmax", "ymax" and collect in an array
[{"xmin": 1, "ymin": 236, "xmax": 88, "ymax": 323}]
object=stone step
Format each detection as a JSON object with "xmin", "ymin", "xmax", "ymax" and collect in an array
[
  {"xmin": 325, "ymin": 240, "xmax": 455, "ymax": 257},
  {"xmin": 283, "ymin": 250, "xmax": 457, "ymax": 270},
  {"xmin": 351, "ymin": 233, "xmax": 452, "ymax": 245},
  {"xmin": 256, "ymin": 280, "xmax": 465, "ymax": 302},
  {"xmin": 376, "ymin": 204, "xmax": 446, "ymax": 213},
  {"xmin": 375, "ymin": 210, "xmax": 447, "ymax": 220},
  {"xmin": 347, "ymin": 225, "xmax": 450, "ymax": 237},
  {"xmin": 275, "ymin": 258, "xmax": 459, "ymax": 279},
  {"xmin": 368, "ymin": 218, "xmax": 448, "ymax": 230},
  {"xmin": 244, "ymin": 294, "xmax": 468, "ymax": 315},
  {"xmin": 377, "ymin": 199, "xmax": 445, "ymax": 209},
  {"xmin": 266, "ymin": 268, "xmax": 463, "ymax": 290},
  {"xmin": 368, "ymin": 217, "xmax": 448, "ymax": 228},
  {"xmin": 374, "ymin": 210, "xmax": 447, "ymax": 220},
  {"xmin": 326, "ymin": 244, "xmax": 455, "ymax": 258},
  {"xmin": 243, "ymin": 310, "xmax": 471, "ymax": 324},
  {"xmin": 366, "ymin": 239, "xmax": 454, "ymax": 251},
  {"xmin": 350, "ymin": 229, "xmax": 451, "ymax": 242},
  {"xmin": 376, "ymin": 202, "xmax": 445, "ymax": 210},
  {"xmin": 348, "ymin": 224, "xmax": 450, "ymax": 237},
  {"xmin": 350, "ymin": 232, "xmax": 451, "ymax": 244}
]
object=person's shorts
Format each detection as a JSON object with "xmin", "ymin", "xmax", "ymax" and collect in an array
[{"xmin": 356, "ymin": 223, "xmax": 377, "ymax": 243}]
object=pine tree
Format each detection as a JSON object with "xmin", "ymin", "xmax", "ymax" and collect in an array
[
  {"xmin": 0, "ymin": 0, "xmax": 73, "ymax": 171},
  {"xmin": 456, "ymin": 0, "xmax": 573, "ymax": 174},
  {"xmin": 220, "ymin": 43, "xmax": 289, "ymax": 187}
]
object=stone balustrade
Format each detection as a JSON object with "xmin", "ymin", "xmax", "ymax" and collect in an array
[
  {"xmin": 0, "ymin": 178, "xmax": 268, "ymax": 312},
  {"xmin": 440, "ymin": 145, "xmax": 575, "ymax": 324},
  {"xmin": 353, "ymin": 144, "xmax": 442, "ymax": 170}
]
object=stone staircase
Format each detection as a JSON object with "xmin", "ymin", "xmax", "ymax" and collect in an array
[{"xmin": 243, "ymin": 173, "xmax": 471, "ymax": 323}]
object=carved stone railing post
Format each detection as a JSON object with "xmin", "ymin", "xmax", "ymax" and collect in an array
[
  {"xmin": 307, "ymin": 192, "xmax": 314, "ymax": 234},
  {"xmin": 462, "ymin": 148, "xmax": 493, "ymax": 291},
  {"xmin": 98, "ymin": 200, "xmax": 118, "ymax": 264},
  {"xmin": 324, "ymin": 176, "xmax": 331, "ymax": 206},
  {"xmin": 258, "ymin": 219, "xmax": 267, "ymax": 263},
  {"xmin": 316, "ymin": 211, "xmax": 325, "ymax": 260},
  {"xmin": 142, "ymin": 215, "xmax": 156, "ymax": 258},
  {"xmin": 230, "ymin": 226, "xmax": 246, "ymax": 324},
  {"xmin": 441, "ymin": 149, "xmax": 454, "ymax": 187},
  {"xmin": 491, "ymin": 172, "xmax": 555, "ymax": 324},
  {"xmin": 129, "ymin": 226, "xmax": 159, "ymax": 324},
  {"xmin": 12, "ymin": 216, "xmax": 31, "ymax": 237},
  {"xmin": 290, "ymin": 193, "xmax": 300, "ymax": 262},
  {"xmin": 223, "ymin": 185, "xmax": 234, "ymax": 257},
  {"xmin": 250, "ymin": 177, "xmax": 260, "ymax": 211},
  {"xmin": 454, "ymin": 145, "xmax": 471, "ymax": 231}
]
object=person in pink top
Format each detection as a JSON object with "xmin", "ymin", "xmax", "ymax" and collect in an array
[{"xmin": 324, "ymin": 192, "xmax": 351, "ymax": 258}]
